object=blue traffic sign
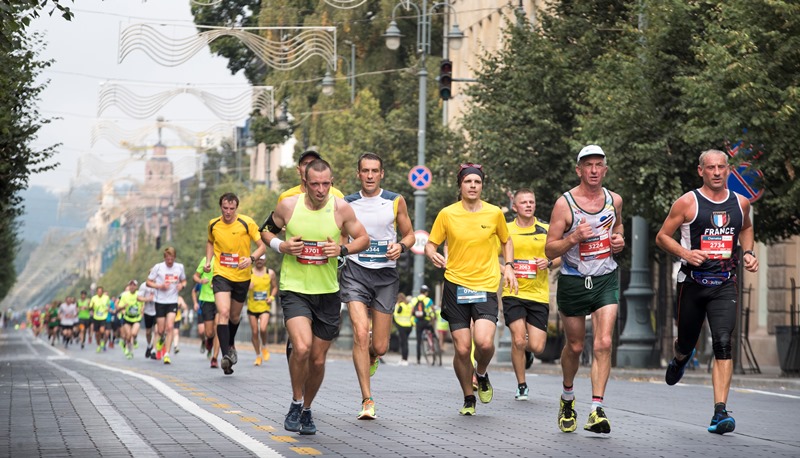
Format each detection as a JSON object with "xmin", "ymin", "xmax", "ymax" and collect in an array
[
  {"xmin": 727, "ymin": 162, "xmax": 763, "ymax": 203},
  {"xmin": 408, "ymin": 165, "xmax": 432, "ymax": 190}
]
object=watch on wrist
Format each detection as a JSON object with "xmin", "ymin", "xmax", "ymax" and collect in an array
[
  {"xmin": 505, "ymin": 261, "xmax": 514, "ymax": 267},
  {"xmin": 547, "ymin": 259, "xmax": 553, "ymax": 268},
  {"xmin": 250, "ymin": 255, "xmax": 255, "ymax": 263},
  {"xmin": 399, "ymin": 242, "xmax": 407, "ymax": 253},
  {"xmin": 340, "ymin": 245, "xmax": 349, "ymax": 257},
  {"xmin": 743, "ymin": 250, "xmax": 756, "ymax": 258}
]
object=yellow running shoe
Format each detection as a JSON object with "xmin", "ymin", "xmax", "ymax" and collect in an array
[
  {"xmin": 254, "ymin": 356, "xmax": 262, "ymax": 366},
  {"xmin": 584, "ymin": 407, "xmax": 611, "ymax": 434},
  {"xmin": 476, "ymin": 372, "xmax": 493, "ymax": 404},
  {"xmin": 558, "ymin": 397, "xmax": 577, "ymax": 432},
  {"xmin": 369, "ymin": 357, "xmax": 380, "ymax": 377},
  {"xmin": 262, "ymin": 348, "xmax": 270, "ymax": 361},
  {"xmin": 163, "ymin": 355, "xmax": 171, "ymax": 365},
  {"xmin": 155, "ymin": 338, "xmax": 164, "ymax": 352},
  {"xmin": 357, "ymin": 398, "xmax": 376, "ymax": 420},
  {"xmin": 459, "ymin": 396, "xmax": 476, "ymax": 416}
]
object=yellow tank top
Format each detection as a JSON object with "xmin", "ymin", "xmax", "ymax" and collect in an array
[{"xmin": 248, "ymin": 270, "xmax": 272, "ymax": 314}]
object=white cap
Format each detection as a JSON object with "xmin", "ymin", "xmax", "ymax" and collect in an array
[{"xmin": 577, "ymin": 144, "xmax": 606, "ymax": 162}]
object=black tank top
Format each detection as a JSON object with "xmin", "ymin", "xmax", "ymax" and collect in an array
[{"xmin": 681, "ymin": 189, "xmax": 743, "ymax": 274}]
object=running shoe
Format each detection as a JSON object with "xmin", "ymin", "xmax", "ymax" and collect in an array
[
  {"xmin": 708, "ymin": 409, "xmax": 735, "ymax": 434},
  {"xmin": 262, "ymin": 348, "xmax": 270, "ymax": 361},
  {"xmin": 96, "ymin": 345, "xmax": 102, "ymax": 353},
  {"xmin": 145, "ymin": 346, "xmax": 152, "ymax": 359},
  {"xmin": 155, "ymin": 349, "xmax": 163, "ymax": 360},
  {"xmin": 284, "ymin": 403, "xmax": 302, "ymax": 432},
  {"xmin": 174, "ymin": 346, "xmax": 180, "ymax": 354},
  {"xmin": 476, "ymin": 373, "xmax": 493, "ymax": 403},
  {"xmin": 369, "ymin": 357, "xmax": 380, "ymax": 377},
  {"xmin": 584, "ymin": 407, "xmax": 611, "ymax": 434},
  {"xmin": 558, "ymin": 397, "xmax": 577, "ymax": 433},
  {"xmin": 515, "ymin": 384, "xmax": 529, "ymax": 401},
  {"xmin": 665, "ymin": 348, "xmax": 695, "ymax": 386},
  {"xmin": 525, "ymin": 350, "xmax": 534, "ymax": 370},
  {"xmin": 221, "ymin": 355, "xmax": 234, "ymax": 375},
  {"xmin": 357, "ymin": 398, "xmax": 376, "ymax": 420},
  {"xmin": 299, "ymin": 409, "xmax": 317, "ymax": 435},
  {"xmin": 210, "ymin": 357, "xmax": 218, "ymax": 369},
  {"xmin": 155, "ymin": 338, "xmax": 163, "ymax": 352},
  {"xmin": 459, "ymin": 396, "xmax": 477, "ymax": 416},
  {"xmin": 254, "ymin": 356, "xmax": 262, "ymax": 366},
  {"xmin": 126, "ymin": 351, "xmax": 133, "ymax": 360},
  {"xmin": 229, "ymin": 346, "xmax": 238, "ymax": 365},
  {"xmin": 163, "ymin": 355, "xmax": 171, "ymax": 365},
  {"xmin": 81, "ymin": 343, "xmax": 84, "ymax": 350},
  {"xmin": 200, "ymin": 340, "xmax": 206, "ymax": 353},
  {"xmin": 133, "ymin": 340, "xmax": 139, "ymax": 349}
]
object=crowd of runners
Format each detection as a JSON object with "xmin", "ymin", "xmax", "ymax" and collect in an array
[{"xmin": 23, "ymin": 146, "xmax": 756, "ymax": 438}]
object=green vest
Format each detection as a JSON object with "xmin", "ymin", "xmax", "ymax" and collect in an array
[
  {"xmin": 77, "ymin": 298, "xmax": 91, "ymax": 320},
  {"xmin": 90, "ymin": 294, "xmax": 110, "ymax": 320},
  {"xmin": 280, "ymin": 195, "xmax": 341, "ymax": 294}
]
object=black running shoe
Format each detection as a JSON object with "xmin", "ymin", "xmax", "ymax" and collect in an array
[
  {"xmin": 665, "ymin": 348, "xmax": 695, "ymax": 386},
  {"xmin": 221, "ymin": 355, "xmax": 234, "ymax": 375},
  {"xmin": 708, "ymin": 408, "xmax": 735, "ymax": 434},
  {"xmin": 299, "ymin": 409, "xmax": 316, "ymax": 435},
  {"xmin": 284, "ymin": 403, "xmax": 302, "ymax": 432},
  {"xmin": 525, "ymin": 350, "xmax": 534, "ymax": 370}
]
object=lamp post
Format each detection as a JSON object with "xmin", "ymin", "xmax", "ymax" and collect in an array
[
  {"xmin": 320, "ymin": 41, "xmax": 356, "ymax": 103},
  {"xmin": 384, "ymin": 0, "xmax": 463, "ymax": 295}
]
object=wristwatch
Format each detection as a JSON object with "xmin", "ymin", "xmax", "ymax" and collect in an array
[
  {"xmin": 399, "ymin": 242, "xmax": 408, "ymax": 253},
  {"xmin": 743, "ymin": 250, "xmax": 756, "ymax": 258},
  {"xmin": 340, "ymin": 245, "xmax": 349, "ymax": 257},
  {"xmin": 505, "ymin": 261, "xmax": 514, "ymax": 267},
  {"xmin": 250, "ymin": 255, "xmax": 255, "ymax": 263}
]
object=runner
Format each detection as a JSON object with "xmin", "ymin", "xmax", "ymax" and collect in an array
[
  {"xmin": 90, "ymin": 286, "xmax": 111, "ymax": 352},
  {"xmin": 424, "ymin": 163, "xmax": 518, "ymax": 416},
  {"xmin": 409, "ymin": 286, "xmax": 436, "ymax": 365},
  {"xmin": 137, "ymin": 279, "xmax": 157, "ymax": 358},
  {"xmin": 30, "ymin": 306, "xmax": 43, "ymax": 338},
  {"xmin": 58, "ymin": 296, "xmax": 78, "ymax": 348},
  {"xmin": 502, "ymin": 188, "xmax": 561, "ymax": 401},
  {"xmin": 261, "ymin": 158, "xmax": 369, "ymax": 434},
  {"xmin": 545, "ymin": 145, "xmax": 625, "ymax": 434},
  {"xmin": 247, "ymin": 254, "xmax": 277, "ymax": 366},
  {"xmin": 76, "ymin": 290, "xmax": 91, "ymax": 349},
  {"xmin": 392, "ymin": 293, "xmax": 412, "ymax": 366},
  {"xmin": 46, "ymin": 300, "xmax": 60, "ymax": 346},
  {"xmin": 205, "ymin": 192, "xmax": 265, "ymax": 375},
  {"xmin": 117, "ymin": 280, "xmax": 142, "ymax": 359},
  {"xmin": 193, "ymin": 255, "xmax": 220, "ymax": 368},
  {"xmin": 341, "ymin": 153, "xmax": 415, "ymax": 420},
  {"xmin": 655, "ymin": 149, "xmax": 758, "ymax": 434},
  {"xmin": 146, "ymin": 246, "xmax": 188, "ymax": 365}
]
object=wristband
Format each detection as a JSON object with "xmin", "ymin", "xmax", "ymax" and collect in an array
[{"xmin": 269, "ymin": 237, "xmax": 283, "ymax": 253}]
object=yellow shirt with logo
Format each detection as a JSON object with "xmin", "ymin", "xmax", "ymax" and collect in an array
[
  {"xmin": 502, "ymin": 218, "xmax": 550, "ymax": 303},
  {"xmin": 248, "ymin": 270, "xmax": 273, "ymax": 314},
  {"xmin": 207, "ymin": 214, "xmax": 261, "ymax": 283},
  {"xmin": 429, "ymin": 200, "xmax": 510, "ymax": 292}
]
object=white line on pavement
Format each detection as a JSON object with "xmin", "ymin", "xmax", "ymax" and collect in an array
[
  {"xmin": 733, "ymin": 388, "xmax": 800, "ymax": 399},
  {"xmin": 74, "ymin": 357, "xmax": 284, "ymax": 458}
]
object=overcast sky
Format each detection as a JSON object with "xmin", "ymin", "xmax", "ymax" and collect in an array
[{"xmin": 27, "ymin": 1, "xmax": 250, "ymax": 197}]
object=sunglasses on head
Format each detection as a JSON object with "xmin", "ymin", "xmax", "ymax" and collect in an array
[{"xmin": 459, "ymin": 163, "xmax": 483, "ymax": 170}]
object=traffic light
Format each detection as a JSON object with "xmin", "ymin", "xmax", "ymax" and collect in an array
[{"xmin": 439, "ymin": 59, "xmax": 453, "ymax": 100}]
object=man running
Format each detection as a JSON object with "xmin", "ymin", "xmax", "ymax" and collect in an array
[
  {"xmin": 247, "ymin": 254, "xmax": 277, "ymax": 366},
  {"xmin": 138, "ymin": 280, "xmax": 157, "ymax": 358},
  {"xmin": 262, "ymin": 158, "xmax": 369, "ymax": 435},
  {"xmin": 205, "ymin": 192, "xmax": 265, "ymax": 375},
  {"xmin": 277, "ymin": 147, "xmax": 345, "ymax": 203},
  {"xmin": 341, "ymin": 153, "xmax": 415, "ymax": 420},
  {"xmin": 117, "ymin": 280, "xmax": 142, "ymax": 359},
  {"xmin": 655, "ymin": 149, "xmax": 758, "ymax": 434},
  {"xmin": 89, "ymin": 287, "xmax": 110, "ymax": 352},
  {"xmin": 545, "ymin": 145, "xmax": 625, "ymax": 434},
  {"xmin": 76, "ymin": 290, "xmax": 91, "ymax": 349},
  {"xmin": 193, "ymin": 255, "xmax": 220, "ymax": 368},
  {"xmin": 425, "ymin": 163, "xmax": 518, "ymax": 416},
  {"xmin": 146, "ymin": 246, "xmax": 187, "ymax": 365},
  {"xmin": 58, "ymin": 297, "xmax": 78, "ymax": 348},
  {"xmin": 503, "ymin": 188, "xmax": 561, "ymax": 401}
]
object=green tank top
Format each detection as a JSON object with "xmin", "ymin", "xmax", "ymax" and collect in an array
[
  {"xmin": 77, "ymin": 298, "xmax": 91, "ymax": 319},
  {"xmin": 280, "ymin": 194, "xmax": 341, "ymax": 294}
]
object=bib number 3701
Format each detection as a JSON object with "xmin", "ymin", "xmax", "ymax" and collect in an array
[{"xmin": 298, "ymin": 241, "xmax": 328, "ymax": 265}]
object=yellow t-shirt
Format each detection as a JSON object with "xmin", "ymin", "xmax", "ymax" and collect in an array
[
  {"xmin": 207, "ymin": 214, "xmax": 261, "ymax": 283},
  {"xmin": 278, "ymin": 184, "xmax": 344, "ymax": 203},
  {"xmin": 502, "ymin": 218, "xmax": 551, "ymax": 303},
  {"xmin": 248, "ymin": 270, "xmax": 273, "ymax": 314},
  {"xmin": 429, "ymin": 200, "xmax": 510, "ymax": 292}
]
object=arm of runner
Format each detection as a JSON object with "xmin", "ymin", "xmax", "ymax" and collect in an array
[
  {"xmin": 545, "ymin": 196, "xmax": 588, "ymax": 260},
  {"xmin": 336, "ymin": 200, "xmax": 370, "ymax": 255},
  {"xmin": 269, "ymin": 269, "xmax": 278, "ymax": 301},
  {"xmin": 425, "ymin": 241, "xmax": 446, "ymax": 269},
  {"xmin": 500, "ymin": 235, "xmax": 518, "ymax": 295},
  {"xmin": 609, "ymin": 192, "xmax": 626, "ymax": 254},
  {"xmin": 387, "ymin": 195, "xmax": 415, "ymax": 261},
  {"xmin": 204, "ymin": 241, "xmax": 214, "ymax": 273},
  {"xmin": 737, "ymin": 195, "xmax": 759, "ymax": 273},
  {"xmin": 655, "ymin": 192, "xmax": 708, "ymax": 267}
]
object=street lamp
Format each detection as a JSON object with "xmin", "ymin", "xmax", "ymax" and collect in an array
[
  {"xmin": 321, "ymin": 71, "xmax": 336, "ymax": 96},
  {"xmin": 384, "ymin": 0, "xmax": 463, "ymax": 295}
]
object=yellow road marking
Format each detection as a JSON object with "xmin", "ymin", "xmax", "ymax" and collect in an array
[
  {"xmin": 290, "ymin": 447, "xmax": 321, "ymax": 455},
  {"xmin": 271, "ymin": 436, "xmax": 298, "ymax": 443}
]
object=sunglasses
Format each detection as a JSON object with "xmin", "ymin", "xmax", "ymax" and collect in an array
[{"xmin": 459, "ymin": 163, "xmax": 483, "ymax": 170}]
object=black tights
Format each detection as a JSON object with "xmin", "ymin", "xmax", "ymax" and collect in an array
[{"xmin": 675, "ymin": 281, "xmax": 737, "ymax": 360}]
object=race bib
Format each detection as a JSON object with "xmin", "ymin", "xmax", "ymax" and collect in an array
[
  {"xmin": 298, "ymin": 241, "xmax": 328, "ymax": 265},
  {"xmin": 579, "ymin": 232, "xmax": 611, "ymax": 261},
  {"xmin": 253, "ymin": 291, "xmax": 268, "ymax": 301},
  {"xmin": 165, "ymin": 274, "xmax": 178, "ymax": 284},
  {"xmin": 220, "ymin": 252, "xmax": 239, "ymax": 267},
  {"xmin": 700, "ymin": 235, "xmax": 733, "ymax": 260},
  {"xmin": 127, "ymin": 305, "xmax": 140, "ymax": 317},
  {"xmin": 512, "ymin": 259, "xmax": 538, "ymax": 279},
  {"xmin": 456, "ymin": 286, "xmax": 487, "ymax": 304},
  {"xmin": 358, "ymin": 240, "xmax": 389, "ymax": 263}
]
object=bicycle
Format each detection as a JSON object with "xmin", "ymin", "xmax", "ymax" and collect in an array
[{"xmin": 421, "ymin": 327, "xmax": 442, "ymax": 366}]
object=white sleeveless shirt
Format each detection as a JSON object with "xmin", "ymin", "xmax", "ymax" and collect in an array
[
  {"xmin": 344, "ymin": 189, "xmax": 400, "ymax": 269},
  {"xmin": 559, "ymin": 188, "xmax": 618, "ymax": 277}
]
